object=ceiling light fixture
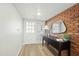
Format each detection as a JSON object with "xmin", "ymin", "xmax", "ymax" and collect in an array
[{"xmin": 37, "ymin": 12, "xmax": 41, "ymax": 16}]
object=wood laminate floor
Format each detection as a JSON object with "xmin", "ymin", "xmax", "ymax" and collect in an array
[{"xmin": 19, "ymin": 44, "xmax": 54, "ymax": 56}]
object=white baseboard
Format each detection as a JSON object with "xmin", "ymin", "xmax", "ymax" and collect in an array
[
  {"xmin": 17, "ymin": 44, "xmax": 24, "ymax": 56},
  {"xmin": 23, "ymin": 42, "xmax": 42, "ymax": 45}
]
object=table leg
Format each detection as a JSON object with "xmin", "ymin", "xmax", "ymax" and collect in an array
[
  {"xmin": 58, "ymin": 50, "xmax": 61, "ymax": 56},
  {"xmin": 68, "ymin": 48, "xmax": 70, "ymax": 56},
  {"xmin": 42, "ymin": 39, "xmax": 44, "ymax": 46}
]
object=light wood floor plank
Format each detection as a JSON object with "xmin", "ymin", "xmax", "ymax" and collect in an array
[{"xmin": 19, "ymin": 44, "xmax": 54, "ymax": 56}]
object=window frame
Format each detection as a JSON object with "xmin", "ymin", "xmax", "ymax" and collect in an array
[{"xmin": 26, "ymin": 22, "xmax": 35, "ymax": 33}]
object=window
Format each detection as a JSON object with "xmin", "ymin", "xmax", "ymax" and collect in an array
[
  {"xmin": 52, "ymin": 22, "xmax": 61, "ymax": 33},
  {"xmin": 26, "ymin": 22, "xmax": 35, "ymax": 33}
]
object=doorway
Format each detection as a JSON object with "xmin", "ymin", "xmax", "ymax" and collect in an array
[{"xmin": 23, "ymin": 20, "xmax": 44, "ymax": 44}]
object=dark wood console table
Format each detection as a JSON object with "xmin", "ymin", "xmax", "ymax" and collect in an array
[{"xmin": 42, "ymin": 36, "xmax": 70, "ymax": 56}]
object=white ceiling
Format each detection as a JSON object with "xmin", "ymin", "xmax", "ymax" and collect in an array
[{"xmin": 13, "ymin": 3, "xmax": 75, "ymax": 21}]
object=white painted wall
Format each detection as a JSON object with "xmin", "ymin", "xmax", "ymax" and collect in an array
[
  {"xmin": 0, "ymin": 4, "xmax": 23, "ymax": 56},
  {"xmin": 24, "ymin": 20, "xmax": 44, "ymax": 44}
]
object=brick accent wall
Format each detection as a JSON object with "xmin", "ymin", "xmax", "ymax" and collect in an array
[{"xmin": 46, "ymin": 3, "xmax": 79, "ymax": 56}]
